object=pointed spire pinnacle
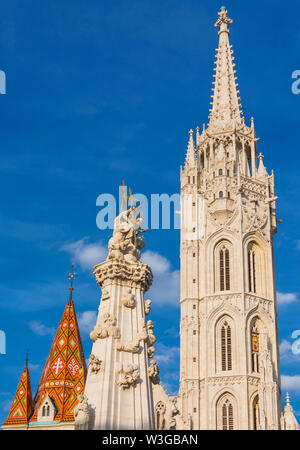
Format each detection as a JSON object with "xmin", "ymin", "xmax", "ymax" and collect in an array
[
  {"xmin": 185, "ymin": 129, "xmax": 195, "ymax": 167},
  {"xmin": 208, "ymin": 7, "xmax": 243, "ymax": 132},
  {"xmin": 2, "ymin": 358, "xmax": 34, "ymax": 426},
  {"xmin": 283, "ymin": 392, "xmax": 300, "ymax": 429},
  {"xmin": 196, "ymin": 126, "xmax": 200, "ymax": 145},
  {"xmin": 29, "ymin": 285, "xmax": 87, "ymax": 424}
]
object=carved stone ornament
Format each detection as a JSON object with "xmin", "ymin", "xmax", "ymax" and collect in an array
[
  {"xmin": 148, "ymin": 359, "xmax": 160, "ymax": 384},
  {"xmin": 147, "ymin": 346, "xmax": 155, "ymax": 358},
  {"xmin": 146, "ymin": 320, "xmax": 156, "ymax": 346},
  {"xmin": 94, "ymin": 259, "xmax": 153, "ymax": 292},
  {"xmin": 144, "ymin": 299, "xmax": 152, "ymax": 315},
  {"xmin": 88, "ymin": 354, "xmax": 103, "ymax": 375},
  {"xmin": 74, "ymin": 394, "xmax": 89, "ymax": 430},
  {"xmin": 101, "ymin": 288, "xmax": 110, "ymax": 301},
  {"xmin": 90, "ymin": 313, "xmax": 120, "ymax": 342},
  {"xmin": 115, "ymin": 338, "xmax": 140, "ymax": 354},
  {"xmin": 117, "ymin": 364, "xmax": 140, "ymax": 389},
  {"xmin": 121, "ymin": 288, "xmax": 135, "ymax": 308},
  {"xmin": 116, "ymin": 319, "xmax": 148, "ymax": 353},
  {"xmin": 242, "ymin": 197, "xmax": 268, "ymax": 233}
]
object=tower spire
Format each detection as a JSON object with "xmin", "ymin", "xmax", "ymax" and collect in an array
[
  {"xmin": 208, "ymin": 7, "xmax": 243, "ymax": 132},
  {"xmin": 2, "ymin": 357, "xmax": 34, "ymax": 427},
  {"xmin": 29, "ymin": 273, "xmax": 87, "ymax": 425}
]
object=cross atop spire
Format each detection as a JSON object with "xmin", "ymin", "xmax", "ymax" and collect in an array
[
  {"xmin": 25, "ymin": 349, "xmax": 29, "ymax": 369},
  {"xmin": 67, "ymin": 265, "xmax": 76, "ymax": 300},
  {"xmin": 208, "ymin": 7, "xmax": 244, "ymax": 133}
]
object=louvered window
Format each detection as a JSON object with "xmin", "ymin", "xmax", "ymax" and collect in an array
[
  {"xmin": 221, "ymin": 322, "xmax": 232, "ymax": 371},
  {"xmin": 225, "ymin": 249, "xmax": 230, "ymax": 290},
  {"xmin": 222, "ymin": 400, "xmax": 234, "ymax": 430},
  {"xmin": 248, "ymin": 248, "xmax": 256, "ymax": 293},
  {"xmin": 253, "ymin": 396, "xmax": 260, "ymax": 430},
  {"xmin": 220, "ymin": 248, "xmax": 230, "ymax": 291},
  {"xmin": 220, "ymin": 250, "xmax": 224, "ymax": 291}
]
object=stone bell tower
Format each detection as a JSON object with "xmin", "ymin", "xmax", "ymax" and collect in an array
[{"xmin": 179, "ymin": 7, "xmax": 282, "ymax": 430}]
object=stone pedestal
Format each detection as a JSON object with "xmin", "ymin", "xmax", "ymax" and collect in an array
[{"xmin": 84, "ymin": 258, "xmax": 155, "ymax": 430}]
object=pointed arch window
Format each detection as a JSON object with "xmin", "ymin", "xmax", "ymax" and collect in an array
[
  {"xmin": 221, "ymin": 321, "xmax": 232, "ymax": 371},
  {"xmin": 215, "ymin": 241, "xmax": 232, "ymax": 293},
  {"xmin": 251, "ymin": 328, "xmax": 259, "ymax": 373},
  {"xmin": 155, "ymin": 401, "xmax": 166, "ymax": 430},
  {"xmin": 248, "ymin": 247, "xmax": 256, "ymax": 293},
  {"xmin": 253, "ymin": 395, "xmax": 260, "ymax": 430},
  {"xmin": 220, "ymin": 247, "xmax": 230, "ymax": 291},
  {"xmin": 219, "ymin": 191, "xmax": 223, "ymax": 198},
  {"xmin": 221, "ymin": 399, "xmax": 234, "ymax": 430}
]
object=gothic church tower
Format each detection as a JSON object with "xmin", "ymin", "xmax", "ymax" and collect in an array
[{"xmin": 179, "ymin": 7, "xmax": 282, "ymax": 430}]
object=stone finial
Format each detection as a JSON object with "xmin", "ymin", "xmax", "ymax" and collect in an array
[
  {"xmin": 257, "ymin": 152, "xmax": 267, "ymax": 178},
  {"xmin": 185, "ymin": 129, "xmax": 195, "ymax": 168},
  {"xmin": 215, "ymin": 7, "xmax": 233, "ymax": 33},
  {"xmin": 286, "ymin": 392, "xmax": 291, "ymax": 406}
]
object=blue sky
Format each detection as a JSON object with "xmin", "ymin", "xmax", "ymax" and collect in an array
[{"xmin": 0, "ymin": 0, "xmax": 300, "ymax": 425}]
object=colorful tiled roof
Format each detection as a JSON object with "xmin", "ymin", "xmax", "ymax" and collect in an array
[
  {"xmin": 30, "ymin": 291, "xmax": 87, "ymax": 423},
  {"xmin": 3, "ymin": 362, "xmax": 33, "ymax": 426}
]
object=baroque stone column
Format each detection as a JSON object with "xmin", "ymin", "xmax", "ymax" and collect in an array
[{"xmin": 83, "ymin": 206, "xmax": 155, "ymax": 430}]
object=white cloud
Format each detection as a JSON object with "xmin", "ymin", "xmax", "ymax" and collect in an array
[
  {"xmin": 142, "ymin": 251, "xmax": 180, "ymax": 307},
  {"xmin": 159, "ymin": 380, "xmax": 179, "ymax": 396},
  {"xmin": 277, "ymin": 292, "xmax": 299, "ymax": 306},
  {"xmin": 281, "ymin": 375, "xmax": 300, "ymax": 392},
  {"xmin": 0, "ymin": 398, "xmax": 13, "ymax": 412},
  {"xmin": 280, "ymin": 339, "xmax": 292, "ymax": 357},
  {"xmin": 155, "ymin": 343, "xmax": 180, "ymax": 365},
  {"xmin": 78, "ymin": 310, "xmax": 97, "ymax": 336},
  {"xmin": 61, "ymin": 237, "xmax": 107, "ymax": 270},
  {"xmin": 142, "ymin": 251, "xmax": 171, "ymax": 275},
  {"xmin": 28, "ymin": 320, "xmax": 55, "ymax": 336},
  {"xmin": 28, "ymin": 363, "xmax": 40, "ymax": 372}
]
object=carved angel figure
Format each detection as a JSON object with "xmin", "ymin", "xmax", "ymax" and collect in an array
[{"xmin": 107, "ymin": 205, "xmax": 146, "ymax": 263}]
